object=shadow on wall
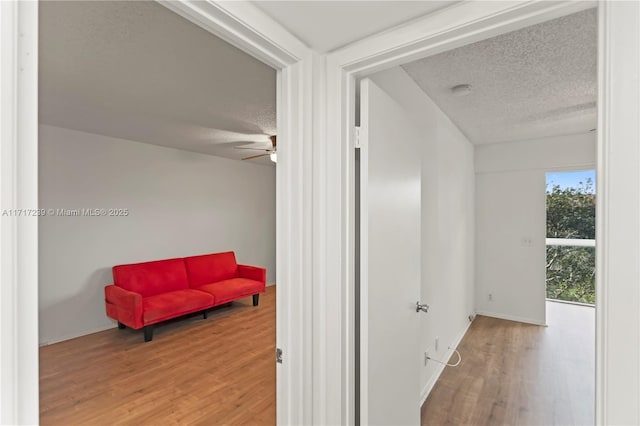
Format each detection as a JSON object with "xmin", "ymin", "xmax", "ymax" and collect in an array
[{"xmin": 39, "ymin": 267, "xmax": 115, "ymax": 345}]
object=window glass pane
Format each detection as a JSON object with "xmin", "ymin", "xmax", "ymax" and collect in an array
[
  {"xmin": 546, "ymin": 170, "xmax": 596, "ymax": 304},
  {"xmin": 546, "ymin": 170, "xmax": 596, "ymax": 239},
  {"xmin": 546, "ymin": 245, "xmax": 595, "ymax": 304}
]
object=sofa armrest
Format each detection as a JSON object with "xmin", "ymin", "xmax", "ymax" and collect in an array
[
  {"xmin": 237, "ymin": 264, "xmax": 266, "ymax": 287},
  {"xmin": 105, "ymin": 285, "xmax": 144, "ymax": 329}
]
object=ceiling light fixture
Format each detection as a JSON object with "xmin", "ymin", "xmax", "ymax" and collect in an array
[
  {"xmin": 451, "ymin": 84, "xmax": 472, "ymax": 97},
  {"xmin": 270, "ymin": 151, "xmax": 277, "ymax": 163}
]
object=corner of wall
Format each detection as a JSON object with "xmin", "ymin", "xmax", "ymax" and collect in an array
[{"xmin": 419, "ymin": 318, "xmax": 474, "ymax": 406}]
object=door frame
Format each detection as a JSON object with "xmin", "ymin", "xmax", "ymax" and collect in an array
[
  {"xmin": 324, "ymin": 1, "xmax": 640, "ymax": 424},
  {"xmin": 1, "ymin": 1, "xmax": 316, "ymax": 424}
]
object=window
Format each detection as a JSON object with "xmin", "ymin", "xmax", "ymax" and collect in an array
[{"xmin": 546, "ymin": 170, "xmax": 596, "ymax": 304}]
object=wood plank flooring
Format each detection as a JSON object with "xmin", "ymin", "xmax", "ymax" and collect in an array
[
  {"xmin": 40, "ymin": 286, "xmax": 276, "ymax": 425},
  {"xmin": 421, "ymin": 301, "xmax": 595, "ymax": 426},
  {"xmin": 42, "ymin": 291, "xmax": 594, "ymax": 425}
]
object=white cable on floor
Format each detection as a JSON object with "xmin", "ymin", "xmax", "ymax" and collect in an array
[{"xmin": 426, "ymin": 348, "xmax": 462, "ymax": 367}]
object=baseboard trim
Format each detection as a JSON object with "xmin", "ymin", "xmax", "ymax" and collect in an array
[
  {"xmin": 40, "ymin": 288, "xmax": 278, "ymax": 346},
  {"xmin": 40, "ymin": 287, "xmax": 278, "ymax": 346},
  {"xmin": 475, "ymin": 310, "xmax": 547, "ymax": 327},
  {"xmin": 419, "ymin": 319, "xmax": 473, "ymax": 407},
  {"xmin": 39, "ymin": 323, "xmax": 116, "ymax": 346}
]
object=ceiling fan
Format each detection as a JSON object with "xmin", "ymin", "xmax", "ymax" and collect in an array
[{"xmin": 235, "ymin": 135, "xmax": 277, "ymax": 163}]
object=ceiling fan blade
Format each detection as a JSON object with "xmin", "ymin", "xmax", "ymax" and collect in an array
[
  {"xmin": 242, "ymin": 153, "xmax": 270, "ymax": 160},
  {"xmin": 234, "ymin": 147, "xmax": 270, "ymax": 151},
  {"xmin": 270, "ymin": 135, "xmax": 277, "ymax": 148}
]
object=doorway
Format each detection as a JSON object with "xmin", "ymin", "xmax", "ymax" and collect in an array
[
  {"xmin": 3, "ymin": 0, "xmax": 317, "ymax": 421},
  {"xmin": 355, "ymin": 6, "xmax": 598, "ymax": 424},
  {"xmin": 329, "ymin": 2, "xmax": 639, "ymax": 422},
  {"xmin": 37, "ymin": 1, "xmax": 278, "ymax": 423}
]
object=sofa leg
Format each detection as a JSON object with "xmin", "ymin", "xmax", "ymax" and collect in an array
[
  {"xmin": 253, "ymin": 294, "xmax": 259, "ymax": 306},
  {"xmin": 202, "ymin": 310, "xmax": 208, "ymax": 319},
  {"xmin": 117, "ymin": 322, "xmax": 126, "ymax": 329},
  {"xmin": 143, "ymin": 325, "xmax": 154, "ymax": 342}
]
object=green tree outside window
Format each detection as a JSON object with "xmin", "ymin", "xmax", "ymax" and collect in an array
[{"xmin": 546, "ymin": 176, "xmax": 596, "ymax": 304}]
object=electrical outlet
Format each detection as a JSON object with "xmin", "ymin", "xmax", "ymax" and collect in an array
[
  {"xmin": 424, "ymin": 351, "xmax": 429, "ymax": 366},
  {"xmin": 488, "ymin": 293, "xmax": 493, "ymax": 301},
  {"xmin": 435, "ymin": 337, "xmax": 439, "ymax": 352}
]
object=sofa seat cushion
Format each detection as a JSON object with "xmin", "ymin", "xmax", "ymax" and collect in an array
[
  {"xmin": 143, "ymin": 289, "xmax": 214, "ymax": 324},
  {"xmin": 195, "ymin": 278, "xmax": 264, "ymax": 305}
]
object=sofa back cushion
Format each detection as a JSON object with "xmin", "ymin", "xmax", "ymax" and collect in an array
[
  {"xmin": 184, "ymin": 251, "xmax": 238, "ymax": 287},
  {"xmin": 113, "ymin": 258, "xmax": 189, "ymax": 297}
]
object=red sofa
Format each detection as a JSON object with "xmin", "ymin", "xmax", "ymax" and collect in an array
[{"xmin": 104, "ymin": 251, "xmax": 266, "ymax": 342}]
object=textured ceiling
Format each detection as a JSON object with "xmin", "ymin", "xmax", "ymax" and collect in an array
[
  {"xmin": 40, "ymin": 1, "xmax": 277, "ymax": 165},
  {"xmin": 252, "ymin": 1, "xmax": 455, "ymax": 53},
  {"xmin": 402, "ymin": 8, "xmax": 597, "ymax": 145}
]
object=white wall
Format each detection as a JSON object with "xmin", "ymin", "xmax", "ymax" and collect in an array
[
  {"xmin": 475, "ymin": 133, "xmax": 597, "ymax": 174},
  {"xmin": 39, "ymin": 125, "xmax": 276, "ymax": 344},
  {"xmin": 371, "ymin": 68, "xmax": 476, "ymax": 403},
  {"xmin": 475, "ymin": 133, "xmax": 596, "ymax": 325}
]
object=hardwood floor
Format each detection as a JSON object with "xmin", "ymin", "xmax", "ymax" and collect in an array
[
  {"xmin": 40, "ymin": 286, "xmax": 276, "ymax": 425},
  {"xmin": 41, "ymin": 291, "xmax": 594, "ymax": 425},
  {"xmin": 421, "ymin": 301, "xmax": 595, "ymax": 426}
]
